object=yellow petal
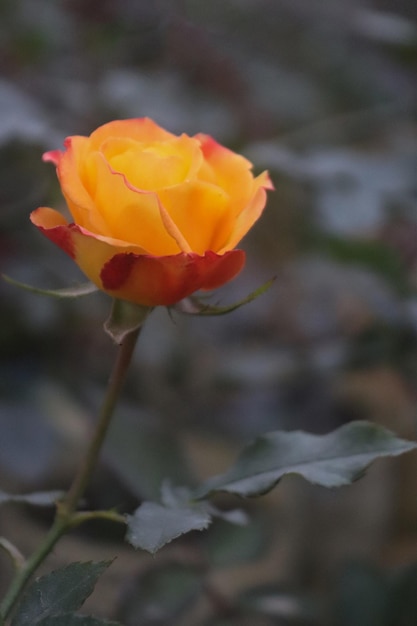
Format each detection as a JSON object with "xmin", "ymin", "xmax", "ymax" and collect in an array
[
  {"xmin": 219, "ymin": 176, "xmax": 268, "ymax": 253},
  {"xmin": 84, "ymin": 151, "xmax": 181, "ymax": 255},
  {"xmin": 88, "ymin": 118, "xmax": 175, "ymax": 151},
  {"xmin": 157, "ymin": 180, "xmax": 230, "ymax": 254}
]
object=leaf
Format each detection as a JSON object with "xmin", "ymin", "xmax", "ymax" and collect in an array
[
  {"xmin": 104, "ymin": 299, "xmax": 152, "ymax": 344},
  {"xmin": 105, "ymin": 414, "xmax": 190, "ymax": 501},
  {"xmin": 332, "ymin": 563, "xmax": 388, "ymax": 626},
  {"xmin": 174, "ymin": 277, "xmax": 275, "ymax": 316},
  {"xmin": 195, "ymin": 421, "xmax": 417, "ymax": 499},
  {"xmin": 126, "ymin": 501, "xmax": 211, "ymax": 554},
  {"xmin": 2, "ymin": 275, "xmax": 98, "ymax": 298},
  {"xmin": 38, "ymin": 615, "xmax": 121, "ymax": 626},
  {"xmin": 0, "ymin": 490, "xmax": 64, "ymax": 507},
  {"xmin": 11, "ymin": 561, "xmax": 112, "ymax": 626},
  {"xmin": 119, "ymin": 562, "xmax": 203, "ymax": 625}
]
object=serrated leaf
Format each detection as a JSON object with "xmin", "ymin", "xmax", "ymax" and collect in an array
[
  {"xmin": 126, "ymin": 501, "xmax": 211, "ymax": 554},
  {"xmin": 195, "ymin": 421, "xmax": 417, "ymax": 498},
  {"xmin": 38, "ymin": 614, "xmax": 121, "ymax": 626},
  {"xmin": 0, "ymin": 490, "xmax": 64, "ymax": 507},
  {"xmin": 174, "ymin": 277, "xmax": 275, "ymax": 316},
  {"xmin": 2, "ymin": 275, "xmax": 98, "ymax": 298},
  {"xmin": 11, "ymin": 561, "xmax": 112, "ymax": 626}
]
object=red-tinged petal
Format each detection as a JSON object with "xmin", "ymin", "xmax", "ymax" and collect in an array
[
  {"xmin": 42, "ymin": 150, "xmax": 63, "ymax": 166},
  {"xmin": 31, "ymin": 207, "xmax": 148, "ymax": 286},
  {"xmin": 196, "ymin": 134, "xmax": 254, "ymax": 213},
  {"xmin": 31, "ymin": 207, "xmax": 75, "ymax": 258},
  {"xmin": 100, "ymin": 249, "xmax": 246, "ymax": 306},
  {"xmin": 198, "ymin": 249, "xmax": 246, "ymax": 290}
]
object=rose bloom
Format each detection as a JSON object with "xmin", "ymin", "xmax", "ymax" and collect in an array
[{"xmin": 31, "ymin": 118, "xmax": 273, "ymax": 307}]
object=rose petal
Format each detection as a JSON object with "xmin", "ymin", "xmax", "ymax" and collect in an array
[
  {"xmin": 195, "ymin": 134, "xmax": 254, "ymax": 216},
  {"xmin": 85, "ymin": 151, "xmax": 181, "ymax": 255},
  {"xmin": 31, "ymin": 207, "xmax": 146, "ymax": 285},
  {"xmin": 219, "ymin": 188, "xmax": 266, "ymax": 254},
  {"xmin": 157, "ymin": 180, "xmax": 230, "ymax": 254},
  {"xmin": 88, "ymin": 118, "xmax": 175, "ymax": 151},
  {"xmin": 31, "ymin": 207, "xmax": 243, "ymax": 306},
  {"xmin": 101, "ymin": 249, "xmax": 246, "ymax": 306},
  {"xmin": 54, "ymin": 136, "xmax": 110, "ymax": 234},
  {"xmin": 102, "ymin": 134, "xmax": 202, "ymax": 191}
]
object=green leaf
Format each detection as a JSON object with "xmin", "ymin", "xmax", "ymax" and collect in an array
[
  {"xmin": 2, "ymin": 275, "xmax": 98, "ymax": 298},
  {"xmin": 0, "ymin": 490, "xmax": 64, "ymax": 507},
  {"xmin": 195, "ymin": 421, "xmax": 417, "ymax": 498},
  {"xmin": 38, "ymin": 615, "xmax": 121, "ymax": 626},
  {"xmin": 104, "ymin": 299, "xmax": 152, "ymax": 344},
  {"xmin": 174, "ymin": 277, "xmax": 275, "ymax": 316},
  {"xmin": 11, "ymin": 561, "xmax": 112, "ymax": 626},
  {"xmin": 126, "ymin": 500, "xmax": 211, "ymax": 554}
]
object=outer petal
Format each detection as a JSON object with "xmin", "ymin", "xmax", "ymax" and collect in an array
[
  {"xmin": 53, "ymin": 136, "xmax": 111, "ymax": 234},
  {"xmin": 31, "ymin": 207, "xmax": 146, "ymax": 287},
  {"xmin": 219, "ymin": 171, "xmax": 272, "ymax": 253},
  {"xmin": 31, "ymin": 207, "xmax": 245, "ymax": 307},
  {"xmin": 100, "ymin": 249, "xmax": 246, "ymax": 306}
]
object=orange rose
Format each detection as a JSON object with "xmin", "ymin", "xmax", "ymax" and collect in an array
[{"xmin": 31, "ymin": 118, "xmax": 273, "ymax": 306}]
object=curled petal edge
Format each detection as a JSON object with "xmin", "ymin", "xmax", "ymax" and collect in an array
[{"xmin": 30, "ymin": 208, "xmax": 246, "ymax": 307}]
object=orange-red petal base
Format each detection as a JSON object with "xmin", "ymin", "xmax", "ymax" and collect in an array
[
  {"xmin": 100, "ymin": 249, "xmax": 245, "ymax": 306},
  {"xmin": 31, "ymin": 209, "xmax": 245, "ymax": 307}
]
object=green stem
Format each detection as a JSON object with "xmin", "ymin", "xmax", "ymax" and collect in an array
[
  {"xmin": 0, "ymin": 323, "xmax": 142, "ymax": 624},
  {"xmin": 0, "ymin": 519, "xmax": 67, "ymax": 624},
  {"xmin": 60, "ymin": 324, "xmax": 141, "ymax": 517}
]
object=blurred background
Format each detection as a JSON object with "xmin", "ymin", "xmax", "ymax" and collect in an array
[{"xmin": 1, "ymin": 0, "xmax": 417, "ymax": 624}]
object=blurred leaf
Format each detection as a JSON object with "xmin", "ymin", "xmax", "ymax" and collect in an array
[
  {"xmin": 119, "ymin": 561, "xmax": 203, "ymax": 625},
  {"xmin": 105, "ymin": 414, "xmax": 191, "ymax": 501},
  {"xmin": 238, "ymin": 584, "xmax": 317, "ymax": 621},
  {"xmin": 0, "ymin": 490, "xmax": 63, "ymax": 507},
  {"xmin": 195, "ymin": 421, "xmax": 417, "ymax": 498},
  {"xmin": 2, "ymin": 275, "xmax": 98, "ymax": 298},
  {"xmin": 126, "ymin": 500, "xmax": 211, "ymax": 554},
  {"xmin": 318, "ymin": 236, "xmax": 409, "ymax": 294},
  {"xmin": 332, "ymin": 562, "xmax": 387, "ymax": 626},
  {"xmin": 38, "ymin": 615, "xmax": 121, "ymax": 626},
  {"xmin": 388, "ymin": 563, "xmax": 417, "ymax": 625},
  {"xmin": 11, "ymin": 561, "xmax": 112, "ymax": 626},
  {"xmin": 205, "ymin": 517, "xmax": 265, "ymax": 568}
]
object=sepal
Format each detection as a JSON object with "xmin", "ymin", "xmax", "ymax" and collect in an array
[
  {"xmin": 104, "ymin": 299, "xmax": 152, "ymax": 344},
  {"xmin": 2, "ymin": 275, "xmax": 98, "ymax": 298},
  {"xmin": 173, "ymin": 276, "xmax": 275, "ymax": 316}
]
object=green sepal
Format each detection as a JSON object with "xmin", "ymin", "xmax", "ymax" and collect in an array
[
  {"xmin": 174, "ymin": 276, "xmax": 276, "ymax": 316},
  {"xmin": 2, "ymin": 275, "xmax": 98, "ymax": 298},
  {"xmin": 104, "ymin": 299, "xmax": 152, "ymax": 344}
]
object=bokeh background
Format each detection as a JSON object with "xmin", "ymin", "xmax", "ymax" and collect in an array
[{"xmin": 1, "ymin": 1, "xmax": 417, "ymax": 624}]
